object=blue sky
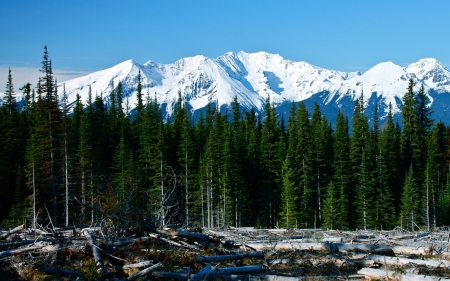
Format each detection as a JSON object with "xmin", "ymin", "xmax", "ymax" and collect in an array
[{"xmin": 1, "ymin": 0, "xmax": 450, "ymax": 87}]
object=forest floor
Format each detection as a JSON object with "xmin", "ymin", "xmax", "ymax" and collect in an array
[{"xmin": 1, "ymin": 224, "xmax": 450, "ymax": 280}]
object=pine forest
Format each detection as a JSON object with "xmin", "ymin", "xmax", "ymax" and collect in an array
[{"xmin": 2, "ymin": 46, "xmax": 450, "ymax": 233}]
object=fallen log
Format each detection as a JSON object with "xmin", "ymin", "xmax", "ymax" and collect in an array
[
  {"xmin": 0, "ymin": 244, "xmax": 44, "ymax": 259},
  {"xmin": 196, "ymin": 252, "xmax": 264, "ymax": 262},
  {"xmin": 30, "ymin": 228, "xmax": 52, "ymax": 236},
  {"xmin": 366, "ymin": 254, "xmax": 450, "ymax": 268},
  {"xmin": 82, "ymin": 229, "xmax": 106, "ymax": 275},
  {"xmin": 392, "ymin": 245, "xmax": 432, "ymax": 255},
  {"xmin": 0, "ymin": 237, "xmax": 55, "ymax": 250},
  {"xmin": 358, "ymin": 267, "xmax": 450, "ymax": 280},
  {"xmin": 245, "ymin": 242, "xmax": 329, "ymax": 251},
  {"xmin": 172, "ymin": 229, "xmax": 219, "ymax": 246},
  {"xmin": 192, "ymin": 265, "xmax": 262, "ymax": 280},
  {"xmin": 192, "ymin": 264, "xmax": 214, "ymax": 280},
  {"xmin": 108, "ymin": 236, "xmax": 150, "ymax": 247},
  {"xmin": 0, "ymin": 239, "xmax": 39, "ymax": 250},
  {"xmin": 149, "ymin": 233, "xmax": 199, "ymax": 250},
  {"xmin": 114, "ymin": 260, "xmax": 154, "ymax": 270},
  {"xmin": 38, "ymin": 265, "xmax": 79, "ymax": 278},
  {"xmin": 0, "ymin": 224, "xmax": 24, "ymax": 239},
  {"xmin": 206, "ymin": 265, "xmax": 263, "ymax": 276},
  {"xmin": 153, "ymin": 271, "xmax": 189, "ymax": 280},
  {"xmin": 259, "ymin": 274, "xmax": 365, "ymax": 280},
  {"xmin": 126, "ymin": 262, "xmax": 163, "ymax": 281}
]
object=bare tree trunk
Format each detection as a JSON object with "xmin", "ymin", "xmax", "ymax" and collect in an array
[
  {"xmin": 317, "ymin": 166, "xmax": 321, "ymax": 224},
  {"xmin": 201, "ymin": 183, "xmax": 204, "ymax": 228},
  {"xmin": 64, "ymin": 126, "xmax": 69, "ymax": 227},
  {"xmin": 426, "ymin": 172, "xmax": 430, "ymax": 231},
  {"xmin": 160, "ymin": 153, "xmax": 165, "ymax": 227},
  {"xmin": 206, "ymin": 171, "xmax": 210, "ymax": 228},
  {"xmin": 81, "ymin": 170, "xmax": 85, "ymax": 223},
  {"xmin": 32, "ymin": 160, "xmax": 36, "ymax": 229},
  {"xmin": 90, "ymin": 165, "xmax": 94, "ymax": 225},
  {"xmin": 49, "ymin": 111, "xmax": 58, "ymax": 227},
  {"xmin": 185, "ymin": 151, "xmax": 189, "ymax": 226}
]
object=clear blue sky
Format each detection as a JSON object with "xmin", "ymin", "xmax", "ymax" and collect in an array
[{"xmin": 1, "ymin": 0, "xmax": 450, "ymax": 87}]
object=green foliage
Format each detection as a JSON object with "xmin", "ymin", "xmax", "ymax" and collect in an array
[
  {"xmin": 400, "ymin": 166, "xmax": 420, "ymax": 230},
  {"xmin": 279, "ymin": 156, "xmax": 298, "ymax": 228},
  {"xmin": 2, "ymin": 47, "xmax": 450, "ymax": 231}
]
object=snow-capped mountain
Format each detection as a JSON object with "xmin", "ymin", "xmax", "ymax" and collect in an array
[{"xmin": 32, "ymin": 52, "xmax": 450, "ymax": 122}]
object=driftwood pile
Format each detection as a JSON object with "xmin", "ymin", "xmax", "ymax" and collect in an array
[{"xmin": 1, "ymin": 224, "xmax": 450, "ymax": 280}]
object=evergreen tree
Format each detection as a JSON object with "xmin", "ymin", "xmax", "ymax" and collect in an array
[
  {"xmin": 295, "ymin": 102, "xmax": 314, "ymax": 227},
  {"xmin": 425, "ymin": 121, "xmax": 446, "ymax": 228},
  {"xmin": 25, "ymin": 46, "xmax": 61, "ymax": 226},
  {"xmin": 176, "ymin": 99, "xmax": 196, "ymax": 226},
  {"xmin": 322, "ymin": 181, "xmax": 339, "ymax": 230},
  {"xmin": 332, "ymin": 110, "xmax": 350, "ymax": 229},
  {"xmin": 310, "ymin": 103, "xmax": 332, "ymax": 227},
  {"xmin": 259, "ymin": 96, "xmax": 281, "ymax": 227},
  {"xmin": 372, "ymin": 104, "xmax": 396, "ymax": 229},
  {"xmin": 279, "ymin": 156, "xmax": 298, "ymax": 228},
  {"xmin": 4, "ymin": 68, "xmax": 17, "ymax": 113},
  {"xmin": 349, "ymin": 92, "xmax": 370, "ymax": 227},
  {"xmin": 354, "ymin": 151, "xmax": 373, "ymax": 230},
  {"xmin": 400, "ymin": 166, "xmax": 420, "ymax": 230}
]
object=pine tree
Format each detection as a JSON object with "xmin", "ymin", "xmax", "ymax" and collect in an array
[
  {"xmin": 400, "ymin": 166, "xmax": 420, "ymax": 230},
  {"xmin": 4, "ymin": 68, "xmax": 17, "ymax": 114},
  {"xmin": 349, "ymin": 92, "xmax": 370, "ymax": 228},
  {"xmin": 176, "ymin": 99, "xmax": 196, "ymax": 226},
  {"xmin": 322, "ymin": 181, "xmax": 339, "ymax": 230},
  {"xmin": 243, "ymin": 108, "xmax": 262, "ymax": 226},
  {"xmin": 295, "ymin": 102, "xmax": 314, "ymax": 228},
  {"xmin": 0, "ymin": 68, "xmax": 21, "ymax": 222},
  {"xmin": 354, "ymin": 151, "xmax": 373, "ymax": 230},
  {"xmin": 402, "ymin": 78, "xmax": 418, "ymax": 172},
  {"xmin": 332, "ymin": 110, "xmax": 350, "ymax": 229},
  {"xmin": 372, "ymin": 104, "xmax": 396, "ymax": 230},
  {"xmin": 279, "ymin": 156, "xmax": 298, "ymax": 228},
  {"xmin": 310, "ymin": 103, "xmax": 332, "ymax": 227},
  {"xmin": 425, "ymin": 121, "xmax": 446, "ymax": 228},
  {"xmin": 260, "ymin": 96, "xmax": 281, "ymax": 227},
  {"xmin": 25, "ymin": 46, "xmax": 62, "ymax": 226}
]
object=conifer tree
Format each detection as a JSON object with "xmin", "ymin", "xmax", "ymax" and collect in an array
[
  {"xmin": 322, "ymin": 181, "xmax": 339, "ymax": 229},
  {"xmin": 294, "ymin": 102, "xmax": 314, "ymax": 227},
  {"xmin": 25, "ymin": 46, "xmax": 62, "ymax": 226},
  {"xmin": 0, "ymin": 68, "xmax": 21, "ymax": 222},
  {"xmin": 243, "ymin": 108, "xmax": 262, "ymax": 226},
  {"xmin": 4, "ymin": 68, "xmax": 17, "ymax": 114},
  {"xmin": 350, "ymin": 92, "xmax": 370, "ymax": 227},
  {"xmin": 279, "ymin": 155, "xmax": 298, "ymax": 228},
  {"xmin": 176, "ymin": 98, "xmax": 196, "ymax": 226},
  {"xmin": 372, "ymin": 104, "xmax": 396, "ymax": 229},
  {"xmin": 310, "ymin": 103, "xmax": 332, "ymax": 227},
  {"xmin": 260, "ymin": 96, "xmax": 281, "ymax": 227},
  {"xmin": 400, "ymin": 166, "xmax": 420, "ymax": 230},
  {"xmin": 425, "ymin": 121, "xmax": 446, "ymax": 228},
  {"xmin": 332, "ymin": 110, "xmax": 350, "ymax": 229},
  {"xmin": 354, "ymin": 151, "xmax": 373, "ymax": 230}
]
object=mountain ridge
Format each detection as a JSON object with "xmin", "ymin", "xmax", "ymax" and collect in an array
[{"xmin": 5, "ymin": 51, "xmax": 450, "ymax": 122}]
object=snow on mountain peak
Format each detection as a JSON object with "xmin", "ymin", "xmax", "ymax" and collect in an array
[
  {"xmin": 52, "ymin": 52, "xmax": 450, "ymax": 121},
  {"xmin": 404, "ymin": 58, "xmax": 450, "ymax": 91}
]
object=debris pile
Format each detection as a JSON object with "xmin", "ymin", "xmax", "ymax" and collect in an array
[{"xmin": 1, "ymin": 224, "xmax": 450, "ymax": 280}]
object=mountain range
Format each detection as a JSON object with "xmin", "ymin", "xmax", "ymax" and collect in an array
[{"xmin": 12, "ymin": 52, "xmax": 450, "ymax": 123}]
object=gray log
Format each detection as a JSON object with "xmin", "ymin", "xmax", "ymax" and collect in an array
[
  {"xmin": 39, "ymin": 265, "xmax": 79, "ymax": 277},
  {"xmin": 126, "ymin": 262, "xmax": 163, "ymax": 281},
  {"xmin": 196, "ymin": 252, "xmax": 264, "ymax": 262},
  {"xmin": 0, "ymin": 225, "xmax": 24, "ymax": 239},
  {"xmin": 0, "ymin": 244, "xmax": 44, "ymax": 259},
  {"xmin": 358, "ymin": 267, "xmax": 450, "ymax": 281}
]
